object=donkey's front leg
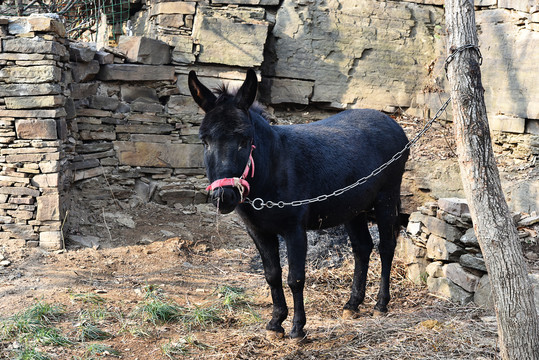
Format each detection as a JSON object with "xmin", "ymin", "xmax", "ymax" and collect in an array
[
  {"xmin": 283, "ymin": 227, "xmax": 308, "ymax": 339},
  {"xmin": 247, "ymin": 228, "xmax": 288, "ymax": 337}
]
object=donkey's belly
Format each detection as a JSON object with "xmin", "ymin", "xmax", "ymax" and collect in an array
[{"xmin": 304, "ymin": 193, "xmax": 376, "ymax": 229}]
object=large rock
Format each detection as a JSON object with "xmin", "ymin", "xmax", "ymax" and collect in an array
[
  {"xmin": 69, "ymin": 42, "xmax": 96, "ymax": 62},
  {"xmin": 0, "ymin": 65, "xmax": 61, "ymax": 83},
  {"xmin": 40, "ymin": 231, "xmax": 62, "ymax": 250},
  {"xmin": 7, "ymin": 15, "xmax": 66, "ymax": 36},
  {"xmin": 409, "ymin": 212, "xmax": 463, "ymax": 242},
  {"xmin": 269, "ymin": 0, "xmax": 444, "ymax": 109},
  {"xmin": 193, "ymin": 6, "xmax": 269, "ymax": 67},
  {"xmin": 498, "ymin": 0, "xmax": 536, "ymax": 12},
  {"xmin": 118, "ymin": 36, "xmax": 171, "ymax": 65},
  {"xmin": 71, "ymin": 60, "xmax": 100, "ymax": 82},
  {"xmin": 474, "ymin": 274, "xmax": 494, "ymax": 309},
  {"xmin": 36, "ymin": 195, "xmax": 61, "ymax": 221},
  {"xmin": 2, "ymin": 37, "xmax": 67, "ymax": 56},
  {"xmin": 151, "ymin": 1, "xmax": 196, "ymax": 15},
  {"xmin": 0, "ymin": 84, "xmax": 62, "ymax": 97},
  {"xmin": 15, "ymin": 119, "xmax": 57, "ymax": 140},
  {"xmin": 114, "ymin": 141, "xmax": 203, "ymax": 168},
  {"xmin": 443, "ymin": 263, "xmax": 481, "ymax": 293},
  {"xmin": 120, "ymin": 85, "xmax": 158, "ymax": 103},
  {"xmin": 503, "ymin": 179, "xmax": 539, "ymax": 214},
  {"xmin": 477, "ymin": 9, "xmax": 539, "ymax": 120},
  {"xmin": 2, "ymin": 224, "xmax": 38, "ymax": 240},
  {"xmin": 490, "ymin": 114, "xmax": 526, "ymax": 134},
  {"xmin": 427, "ymin": 276, "xmax": 474, "ymax": 305},
  {"xmin": 426, "ymin": 234, "xmax": 464, "ymax": 261},
  {"xmin": 214, "ymin": 0, "xmax": 279, "ymax": 4},
  {"xmin": 262, "ymin": 78, "xmax": 314, "ymax": 105},
  {"xmin": 529, "ymin": 274, "xmax": 539, "ymax": 315},
  {"xmin": 459, "ymin": 253, "xmax": 487, "ymax": 272},
  {"xmin": 438, "ymin": 198, "xmax": 470, "ymax": 217},
  {"xmin": 460, "ymin": 228, "xmax": 479, "ymax": 247}
]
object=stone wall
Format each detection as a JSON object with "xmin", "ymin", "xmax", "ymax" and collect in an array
[
  {"xmin": 1, "ymin": 0, "xmax": 538, "ymax": 248},
  {"xmin": 125, "ymin": 0, "xmax": 539, "ymax": 131},
  {"xmin": 0, "ymin": 16, "xmax": 69, "ymax": 249},
  {"xmin": 0, "ymin": 16, "xmax": 213, "ymax": 248},
  {"xmin": 398, "ymin": 197, "xmax": 539, "ymax": 309}
]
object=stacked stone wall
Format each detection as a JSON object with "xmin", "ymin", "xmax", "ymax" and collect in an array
[
  {"xmin": 398, "ymin": 197, "xmax": 539, "ymax": 309},
  {"xmin": 0, "ymin": 15, "xmax": 69, "ymax": 249}
]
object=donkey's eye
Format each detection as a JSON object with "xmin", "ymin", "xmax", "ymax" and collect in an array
[{"xmin": 238, "ymin": 138, "xmax": 249, "ymax": 150}]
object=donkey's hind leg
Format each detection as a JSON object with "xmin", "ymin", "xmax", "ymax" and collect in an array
[
  {"xmin": 373, "ymin": 189, "xmax": 401, "ymax": 314},
  {"xmin": 343, "ymin": 213, "xmax": 374, "ymax": 318}
]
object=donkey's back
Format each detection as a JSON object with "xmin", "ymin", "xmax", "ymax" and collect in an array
[{"xmin": 271, "ymin": 108, "xmax": 409, "ymax": 229}]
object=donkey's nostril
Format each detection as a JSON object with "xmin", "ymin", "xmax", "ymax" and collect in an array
[{"xmin": 210, "ymin": 187, "xmax": 240, "ymax": 214}]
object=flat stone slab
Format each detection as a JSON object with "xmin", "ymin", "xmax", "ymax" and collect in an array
[
  {"xmin": 5, "ymin": 95, "xmax": 65, "ymax": 109},
  {"xmin": 118, "ymin": 36, "xmax": 171, "ymax": 65},
  {"xmin": 0, "ymin": 109, "xmax": 66, "ymax": 118},
  {"xmin": 115, "ymin": 141, "xmax": 203, "ymax": 168},
  {"xmin": 97, "ymin": 64, "xmax": 175, "ymax": 81},
  {"xmin": 193, "ymin": 6, "xmax": 268, "ymax": 67},
  {"xmin": 438, "ymin": 198, "xmax": 470, "ymax": 217},
  {"xmin": 0, "ymin": 83, "xmax": 62, "ymax": 97}
]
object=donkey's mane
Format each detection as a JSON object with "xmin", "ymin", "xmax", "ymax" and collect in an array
[{"xmin": 213, "ymin": 83, "xmax": 271, "ymax": 123}]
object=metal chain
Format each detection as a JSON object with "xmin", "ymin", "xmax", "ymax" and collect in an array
[
  {"xmin": 244, "ymin": 44, "xmax": 481, "ymax": 211},
  {"xmin": 245, "ymin": 97, "xmax": 452, "ymax": 211},
  {"xmin": 444, "ymin": 44, "xmax": 482, "ymax": 78}
]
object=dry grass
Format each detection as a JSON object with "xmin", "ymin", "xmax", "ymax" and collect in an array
[
  {"xmin": 0, "ymin": 239, "xmax": 500, "ymax": 359},
  {"xmin": 177, "ymin": 254, "xmax": 500, "ymax": 360}
]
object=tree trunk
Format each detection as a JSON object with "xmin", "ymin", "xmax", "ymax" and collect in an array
[{"xmin": 444, "ymin": 1, "xmax": 539, "ymax": 359}]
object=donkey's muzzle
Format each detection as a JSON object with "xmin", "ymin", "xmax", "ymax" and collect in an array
[{"xmin": 210, "ymin": 187, "xmax": 240, "ymax": 214}]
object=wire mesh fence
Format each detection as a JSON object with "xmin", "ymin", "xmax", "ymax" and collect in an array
[{"xmin": 0, "ymin": 0, "xmax": 131, "ymax": 42}]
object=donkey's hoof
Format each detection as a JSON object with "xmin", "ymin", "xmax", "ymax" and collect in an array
[
  {"xmin": 266, "ymin": 330, "xmax": 285, "ymax": 340},
  {"xmin": 372, "ymin": 309, "xmax": 387, "ymax": 318},
  {"xmin": 291, "ymin": 334, "xmax": 308, "ymax": 344},
  {"xmin": 342, "ymin": 309, "xmax": 360, "ymax": 319},
  {"xmin": 289, "ymin": 330, "xmax": 307, "ymax": 343}
]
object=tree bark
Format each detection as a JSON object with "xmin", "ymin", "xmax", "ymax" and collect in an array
[{"xmin": 444, "ymin": 1, "xmax": 539, "ymax": 359}]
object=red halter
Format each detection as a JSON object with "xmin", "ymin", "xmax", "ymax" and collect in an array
[{"xmin": 206, "ymin": 145, "xmax": 256, "ymax": 202}]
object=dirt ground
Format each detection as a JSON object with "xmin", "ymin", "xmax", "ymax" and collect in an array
[
  {"xmin": 2, "ymin": 108, "xmax": 537, "ymax": 359},
  {"xmin": 0, "ymin": 202, "xmax": 501, "ymax": 359}
]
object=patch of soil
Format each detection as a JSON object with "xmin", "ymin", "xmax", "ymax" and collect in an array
[{"xmin": 0, "ymin": 205, "xmax": 500, "ymax": 359}]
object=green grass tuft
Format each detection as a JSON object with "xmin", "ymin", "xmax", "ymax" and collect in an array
[
  {"xmin": 161, "ymin": 340, "xmax": 189, "ymax": 358},
  {"xmin": 132, "ymin": 298, "xmax": 183, "ymax": 324},
  {"xmin": 33, "ymin": 327, "xmax": 74, "ymax": 346},
  {"xmin": 216, "ymin": 285, "xmax": 248, "ymax": 311},
  {"xmin": 76, "ymin": 321, "xmax": 113, "ymax": 342},
  {"xmin": 69, "ymin": 292, "xmax": 106, "ymax": 305},
  {"xmin": 78, "ymin": 307, "xmax": 110, "ymax": 323},
  {"xmin": 12, "ymin": 346, "xmax": 52, "ymax": 360},
  {"xmin": 181, "ymin": 304, "xmax": 223, "ymax": 329},
  {"xmin": 215, "ymin": 285, "xmax": 262, "ymax": 325},
  {"xmin": 21, "ymin": 301, "xmax": 64, "ymax": 324},
  {"xmin": 131, "ymin": 285, "xmax": 183, "ymax": 324},
  {"xmin": 85, "ymin": 343, "xmax": 121, "ymax": 358}
]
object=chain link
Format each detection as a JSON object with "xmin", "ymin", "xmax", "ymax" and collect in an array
[
  {"xmin": 245, "ymin": 97, "xmax": 452, "ymax": 210},
  {"xmin": 444, "ymin": 44, "xmax": 482, "ymax": 79}
]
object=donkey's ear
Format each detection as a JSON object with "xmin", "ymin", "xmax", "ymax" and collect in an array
[
  {"xmin": 188, "ymin": 71, "xmax": 217, "ymax": 113},
  {"xmin": 234, "ymin": 69, "xmax": 258, "ymax": 111}
]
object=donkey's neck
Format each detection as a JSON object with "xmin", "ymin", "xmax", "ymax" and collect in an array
[{"xmin": 249, "ymin": 111, "xmax": 280, "ymax": 193}]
